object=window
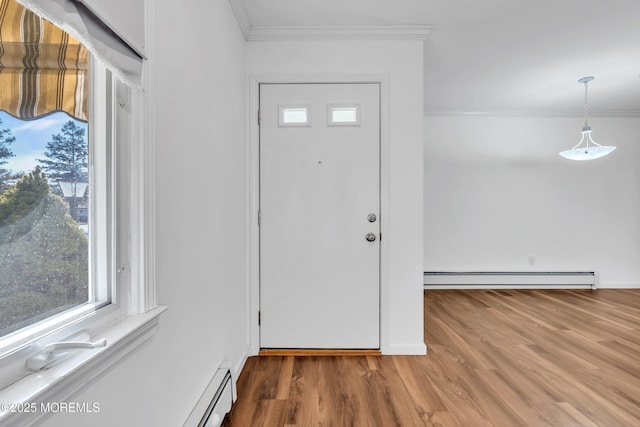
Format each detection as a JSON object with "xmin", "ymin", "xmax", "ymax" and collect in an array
[
  {"xmin": 328, "ymin": 104, "xmax": 360, "ymax": 126},
  {"xmin": 0, "ymin": 0, "xmax": 160, "ymax": 411},
  {"xmin": 0, "ymin": 112, "xmax": 98, "ymax": 338},
  {"xmin": 279, "ymin": 105, "xmax": 311, "ymax": 126},
  {"xmin": 0, "ymin": 0, "xmax": 114, "ymax": 375}
]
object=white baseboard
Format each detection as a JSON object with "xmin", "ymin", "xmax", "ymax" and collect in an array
[
  {"xmin": 423, "ymin": 282, "xmax": 640, "ymax": 290},
  {"xmin": 230, "ymin": 345, "xmax": 250, "ymax": 399},
  {"xmin": 424, "ymin": 271, "xmax": 595, "ymax": 290},
  {"xmin": 382, "ymin": 343, "xmax": 427, "ymax": 355},
  {"xmin": 596, "ymin": 283, "xmax": 640, "ymax": 289},
  {"xmin": 424, "ymin": 284, "xmax": 593, "ymax": 290}
]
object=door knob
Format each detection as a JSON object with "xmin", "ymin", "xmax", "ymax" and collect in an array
[
  {"xmin": 367, "ymin": 213, "xmax": 377, "ymax": 223},
  {"xmin": 365, "ymin": 233, "xmax": 377, "ymax": 242}
]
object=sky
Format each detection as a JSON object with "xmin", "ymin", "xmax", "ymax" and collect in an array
[{"xmin": 0, "ymin": 111, "xmax": 88, "ymax": 174}]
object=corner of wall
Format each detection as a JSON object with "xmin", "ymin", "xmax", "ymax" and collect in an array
[{"xmin": 227, "ymin": 0, "xmax": 251, "ymax": 40}]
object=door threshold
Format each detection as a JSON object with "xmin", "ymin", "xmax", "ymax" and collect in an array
[{"xmin": 259, "ymin": 349, "xmax": 382, "ymax": 356}]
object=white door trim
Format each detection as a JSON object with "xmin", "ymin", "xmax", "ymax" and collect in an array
[{"xmin": 247, "ymin": 74, "xmax": 391, "ymax": 355}]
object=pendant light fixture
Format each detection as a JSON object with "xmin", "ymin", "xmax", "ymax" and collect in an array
[{"xmin": 559, "ymin": 76, "xmax": 616, "ymax": 161}]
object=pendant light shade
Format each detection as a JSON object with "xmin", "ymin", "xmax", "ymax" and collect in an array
[{"xmin": 559, "ymin": 77, "xmax": 616, "ymax": 161}]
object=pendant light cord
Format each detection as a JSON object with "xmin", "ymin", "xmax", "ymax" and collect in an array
[{"xmin": 583, "ymin": 80, "xmax": 589, "ymax": 128}]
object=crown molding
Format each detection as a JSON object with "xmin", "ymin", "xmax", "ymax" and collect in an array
[
  {"xmin": 226, "ymin": 0, "xmax": 432, "ymax": 42},
  {"xmin": 247, "ymin": 25, "xmax": 433, "ymax": 41},
  {"xmin": 423, "ymin": 109, "xmax": 640, "ymax": 118},
  {"xmin": 227, "ymin": 0, "xmax": 251, "ymax": 39}
]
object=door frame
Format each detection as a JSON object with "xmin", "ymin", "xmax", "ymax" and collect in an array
[{"xmin": 248, "ymin": 74, "xmax": 391, "ymax": 355}]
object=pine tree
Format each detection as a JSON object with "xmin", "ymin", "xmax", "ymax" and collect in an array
[
  {"xmin": 0, "ymin": 166, "xmax": 49, "ymax": 232},
  {"xmin": 37, "ymin": 120, "xmax": 88, "ymax": 220},
  {"xmin": 0, "ymin": 118, "xmax": 16, "ymax": 192},
  {"xmin": 0, "ymin": 167, "xmax": 88, "ymax": 335}
]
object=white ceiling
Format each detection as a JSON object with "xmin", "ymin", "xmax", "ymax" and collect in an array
[{"xmin": 239, "ymin": 0, "xmax": 640, "ymax": 115}]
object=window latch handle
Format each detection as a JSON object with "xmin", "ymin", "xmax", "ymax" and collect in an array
[{"xmin": 26, "ymin": 338, "xmax": 107, "ymax": 371}]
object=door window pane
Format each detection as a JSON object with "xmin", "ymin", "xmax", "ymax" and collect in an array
[
  {"xmin": 279, "ymin": 105, "xmax": 310, "ymax": 127},
  {"xmin": 328, "ymin": 104, "xmax": 360, "ymax": 126}
]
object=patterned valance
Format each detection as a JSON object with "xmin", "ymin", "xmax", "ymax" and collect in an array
[{"xmin": 0, "ymin": 0, "xmax": 89, "ymax": 121}]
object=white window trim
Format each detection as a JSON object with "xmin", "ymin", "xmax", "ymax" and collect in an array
[
  {"xmin": 0, "ymin": 307, "xmax": 165, "ymax": 427},
  {"xmin": 0, "ymin": 1, "xmax": 163, "ymax": 424}
]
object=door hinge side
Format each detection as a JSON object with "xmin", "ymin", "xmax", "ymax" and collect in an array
[
  {"xmin": 379, "ymin": 233, "xmax": 382, "ymax": 241},
  {"xmin": 258, "ymin": 210, "xmax": 262, "ymax": 227},
  {"xmin": 258, "ymin": 311, "xmax": 261, "ymax": 325},
  {"xmin": 258, "ymin": 110, "xmax": 262, "ymax": 126}
]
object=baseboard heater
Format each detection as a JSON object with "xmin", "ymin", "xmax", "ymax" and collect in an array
[
  {"xmin": 424, "ymin": 271, "xmax": 596, "ymax": 290},
  {"xmin": 184, "ymin": 368, "xmax": 234, "ymax": 427}
]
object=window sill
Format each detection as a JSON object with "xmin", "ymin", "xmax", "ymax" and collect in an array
[{"xmin": 0, "ymin": 305, "xmax": 168, "ymax": 427}]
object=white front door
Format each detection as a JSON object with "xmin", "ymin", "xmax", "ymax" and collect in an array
[{"xmin": 260, "ymin": 83, "xmax": 380, "ymax": 349}]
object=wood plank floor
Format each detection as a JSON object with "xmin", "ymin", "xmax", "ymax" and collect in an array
[{"xmin": 223, "ymin": 289, "xmax": 640, "ymax": 426}]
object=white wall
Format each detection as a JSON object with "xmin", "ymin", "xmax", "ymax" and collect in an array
[
  {"xmin": 41, "ymin": 0, "xmax": 249, "ymax": 425},
  {"xmin": 247, "ymin": 39, "xmax": 426, "ymax": 354},
  {"xmin": 424, "ymin": 115, "xmax": 640, "ymax": 288}
]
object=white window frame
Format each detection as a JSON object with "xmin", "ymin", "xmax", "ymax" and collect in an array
[
  {"xmin": 0, "ymin": 60, "xmax": 117, "ymax": 378},
  {"xmin": 0, "ymin": 2, "xmax": 164, "ymax": 423}
]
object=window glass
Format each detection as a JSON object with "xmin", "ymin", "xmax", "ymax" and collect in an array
[
  {"xmin": 0, "ymin": 112, "xmax": 90, "ymax": 337},
  {"xmin": 279, "ymin": 105, "xmax": 310, "ymax": 127},
  {"xmin": 328, "ymin": 104, "xmax": 360, "ymax": 126}
]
